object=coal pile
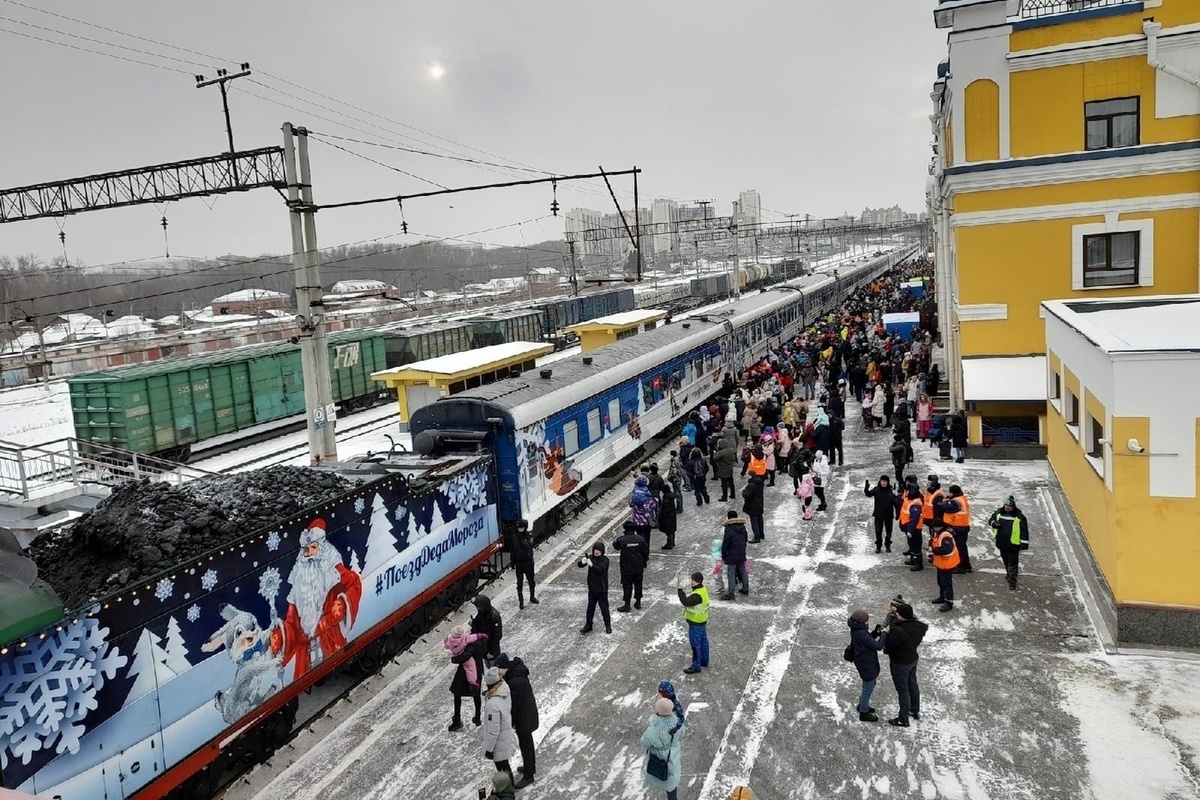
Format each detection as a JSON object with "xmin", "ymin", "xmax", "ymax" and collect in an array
[{"xmin": 29, "ymin": 466, "xmax": 353, "ymax": 609}]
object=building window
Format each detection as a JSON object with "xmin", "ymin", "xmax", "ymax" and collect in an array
[
  {"xmin": 1088, "ymin": 414, "xmax": 1104, "ymax": 458},
  {"xmin": 1083, "ymin": 232, "xmax": 1139, "ymax": 287},
  {"xmin": 1085, "ymin": 97, "xmax": 1139, "ymax": 150},
  {"xmin": 1049, "ymin": 370, "xmax": 1061, "ymax": 400},
  {"xmin": 1066, "ymin": 391, "xmax": 1079, "ymax": 427}
]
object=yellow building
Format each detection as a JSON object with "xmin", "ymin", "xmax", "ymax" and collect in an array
[
  {"xmin": 929, "ymin": 0, "xmax": 1200, "ymax": 445},
  {"xmin": 1042, "ymin": 295, "xmax": 1200, "ymax": 647}
]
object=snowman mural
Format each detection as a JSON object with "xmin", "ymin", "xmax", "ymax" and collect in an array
[{"xmin": 266, "ymin": 518, "xmax": 363, "ymax": 680}]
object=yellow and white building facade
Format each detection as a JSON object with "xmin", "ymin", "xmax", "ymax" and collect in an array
[
  {"xmin": 929, "ymin": 0, "xmax": 1200, "ymax": 445},
  {"xmin": 1043, "ymin": 296, "xmax": 1200, "ymax": 646}
]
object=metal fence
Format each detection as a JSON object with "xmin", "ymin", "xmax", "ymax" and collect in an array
[
  {"xmin": 1019, "ymin": 0, "xmax": 1139, "ymax": 19},
  {"xmin": 0, "ymin": 438, "xmax": 216, "ymax": 502}
]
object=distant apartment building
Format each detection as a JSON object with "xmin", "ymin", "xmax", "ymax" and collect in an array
[
  {"xmin": 736, "ymin": 190, "xmax": 762, "ymax": 226},
  {"xmin": 651, "ymin": 198, "xmax": 679, "ymax": 259},
  {"xmin": 861, "ymin": 205, "xmax": 908, "ymax": 225}
]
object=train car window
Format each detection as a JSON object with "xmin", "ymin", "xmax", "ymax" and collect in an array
[
  {"xmin": 608, "ymin": 397, "xmax": 621, "ymax": 430},
  {"xmin": 563, "ymin": 419, "xmax": 580, "ymax": 456},
  {"xmin": 587, "ymin": 408, "xmax": 602, "ymax": 442}
]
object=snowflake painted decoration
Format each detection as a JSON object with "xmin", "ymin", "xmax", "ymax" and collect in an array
[
  {"xmin": 200, "ymin": 569, "xmax": 218, "ymax": 591},
  {"xmin": 266, "ymin": 531, "xmax": 281, "ymax": 552},
  {"xmin": 258, "ymin": 568, "xmax": 281, "ymax": 602},
  {"xmin": 186, "ymin": 605, "xmax": 201, "ymax": 623},
  {"xmin": 154, "ymin": 578, "xmax": 174, "ymax": 602},
  {"xmin": 354, "ymin": 497, "xmax": 366, "ymax": 515},
  {"xmin": 0, "ymin": 617, "xmax": 128, "ymax": 768},
  {"xmin": 446, "ymin": 467, "xmax": 488, "ymax": 514}
]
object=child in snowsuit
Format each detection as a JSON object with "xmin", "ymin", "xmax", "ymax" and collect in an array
[{"xmin": 443, "ymin": 625, "xmax": 489, "ymax": 687}]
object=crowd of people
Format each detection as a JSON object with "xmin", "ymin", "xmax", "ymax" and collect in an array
[{"xmin": 443, "ymin": 257, "xmax": 1037, "ymax": 799}]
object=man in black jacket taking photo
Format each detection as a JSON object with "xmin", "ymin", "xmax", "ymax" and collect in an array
[{"xmin": 882, "ymin": 602, "xmax": 928, "ymax": 728}]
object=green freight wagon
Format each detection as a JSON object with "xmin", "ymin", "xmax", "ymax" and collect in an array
[
  {"xmin": 68, "ymin": 332, "xmax": 386, "ymax": 460},
  {"xmin": 379, "ymin": 322, "xmax": 473, "ymax": 368},
  {"xmin": 465, "ymin": 309, "xmax": 544, "ymax": 347}
]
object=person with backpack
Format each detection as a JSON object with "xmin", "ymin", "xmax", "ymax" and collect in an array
[
  {"xmin": 686, "ymin": 446, "xmax": 710, "ymax": 506},
  {"xmin": 666, "ymin": 451, "xmax": 685, "ymax": 514},
  {"xmin": 628, "ymin": 475, "xmax": 657, "ymax": 540},
  {"xmin": 846, "ymin": 609, "xmax": 886, "ymax": 722},
  {"xmin": 882, "ymin": 602, "xmax": 928, "ymax": 727}
]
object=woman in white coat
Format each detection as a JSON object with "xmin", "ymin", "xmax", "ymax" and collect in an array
[
  {"xmin": 641, "ymin": 697, "xmax": 686, "ymax": 800},
  {"xmin": 812, "ymin": 450, "xmax": 831, "ymax": 511},
  {"xmin": 481, "ymin": 667, "xmax": 516, "ymax": 780},
  {"xmin": 869, "ymin": 384, "xmax": 887, "ymax": 429}
]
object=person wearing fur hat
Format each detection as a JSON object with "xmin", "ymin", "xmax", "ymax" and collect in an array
[
  {"xmin": 480, "ymin": 666, "xmax": 515, "ymax": 779},
  {"xmin": 728, "ymin": 787, "xmax": 756, "ymax": 800},
  {"xmin": 677, "ymin": 572, "xmax": 710, "ymax": 674},
  {"xmin": 495, "ymin": 653, "xmax": 539, "ymax": 788},
  {"xmin": 721, "ymin": 510, "xmax": 750, "ymax": 600},
  {"xmin": 577, "ymin": 542, "xmax": 612, "ymax": 634},
  {"xmin": 641, "ymin": 696, "xmax": 686, "ymax": 799}
]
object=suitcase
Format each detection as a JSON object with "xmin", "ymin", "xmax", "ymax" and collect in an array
[{"xmin": 938, "ymin": 438, "xmax": 953, "ymax": 460}]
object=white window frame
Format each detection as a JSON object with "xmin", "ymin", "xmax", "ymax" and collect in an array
[
  {"xmin": 1072, "ymin": 216, "xmax": 1154, "ymax": 291},
  {"xmin": 607, "ymin": 398, "xmax": 621, "ymax": 431},
  {"xmin": 563, "ymin": 419, "xmax": 580, "ymax": 456},
  {"xmin": 587, "ymin": 408, "xmax": 602, "ymax": 443}
]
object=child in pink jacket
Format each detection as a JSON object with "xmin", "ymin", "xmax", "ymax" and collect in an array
[{"xmin": 443, "ymin": 625, "xmax": 488, "ymax": 686}]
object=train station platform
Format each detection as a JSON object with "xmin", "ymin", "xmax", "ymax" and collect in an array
[
  {"xmin": 371, "ymin": 341, "xmax": 553, "ymax": 424},
  {"xmin": 566, "ymin": 309, "xmax": 668, "ymax": 352},
  {"xmin": 230, "ymin": 395, "xmax": 1200, "ymax": 800}
]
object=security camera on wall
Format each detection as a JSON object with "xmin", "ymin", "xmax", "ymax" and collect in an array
[{"xmin": 1127, "ymin": 438, "xmax": 1145, "ymax": 454}]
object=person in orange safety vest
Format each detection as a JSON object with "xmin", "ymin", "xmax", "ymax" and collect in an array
[
  {"xmin": 935, "ymin": 484, "xmax": 973, "ymax": 574},
  {"xmin": 928, "ymin": 519, "xmax": 960, "ymax": 612}
]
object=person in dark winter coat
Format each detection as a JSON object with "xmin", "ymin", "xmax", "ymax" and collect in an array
[
  {"xmin": 686, "ymin": 446, "xmax": 711, "ymax": 505},
  {"xmin": 646, "ymin": 464, "xmax": 667, "ymax": 505},
  {"xmin": 713, "ymin": 438, "xmax": 738, "ymax": 501},
  {"xmin": 741, "ymin": 473, "xmax": 766, "ymax": 542},
  {"xmin": 447, "ymin": 624, "xmax": 485, "ymax": 731},
  {"xmin": 495, "ymin": 653, "xmax": 539, "ymax": 789},
  {"xmin": 892, "ymin": 414, "xmax": 913, "ymax": 465},
  {"xmin": 989, "ymin": 495, "xmax": 1030, "ymax": 590},
  {"xmin": 863, "ymin": 476, "xmax": 897, "ymax": 553},
  {"xmin": 847, "ymin": 609, "xmax": 886, "ymax": 722},
  {"xmin": 949, "ymin": 410, "xmax": 968, "ymax": 463},
  {"xmin": 507, "ymin": 520, "xmax": 538, "ymax": 610},
  {"xmin": 829, "ymin": 414, "xmax": 845, "ymax": 466},
  {"xmin": 888, "ymin": 436, "xmax": 907, "ymax": 487},
  {"xmin": 613, "ymin": 521, "xmax": 651, "ymax": 612},
  {"xmin": 577, "ymin": 542, "xmax": 611, "ymax": 634},
  {"xmin": 657, "ymin": 492, "xmax": 678, "ymax": 551},
  {"xmin": 882, "ymin": 602, "xmax": 928, "ymax": 727},
  {"xmin": 470, "ymin": 595, "xmax": 503, "ymax": 666},
  {"xmin": 720, "ymin": 510, "xmax": 749, "ymax": 599}
]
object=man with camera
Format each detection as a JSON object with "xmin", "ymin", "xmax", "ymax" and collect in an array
[{"xmin": 677, "ymin": 572, "xmax": 710, "ymax": 674}]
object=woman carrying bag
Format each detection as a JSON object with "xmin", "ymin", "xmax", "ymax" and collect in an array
[{"xmin": 642, "ymin": 695, "xmax": 686, "ymax": 799}]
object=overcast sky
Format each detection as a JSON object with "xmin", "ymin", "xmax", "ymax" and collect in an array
[{"xmin": 0, "ymin": 1, "xmax": 946, "ymax": 267}]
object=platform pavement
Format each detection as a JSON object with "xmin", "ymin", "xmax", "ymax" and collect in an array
[{"xmin": 227, "ymin": 397, "xmax": 1200, "ymax": 800}]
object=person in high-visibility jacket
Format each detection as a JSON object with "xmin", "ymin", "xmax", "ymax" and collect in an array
[
  {"xmin": 677, "ymin": 572, "xmax": 710, "ymax": 674},
  {"xmin": 920, "ymin": 475, "xmax": 945, "ymax": 565},
  {"xmin": 899, "ymin": 487, "xmax": 926, "ymax": 571},
  {"xmin": 928, "ymin": 520, "xmax": 960, "ymax": 612},
  {"xmin": 989, "ymin": 495, "xmax": 1030, "ymax": 590},
  {"xmin": 935, "ymin": 484, "xmax": 973, "ymax": 574}
]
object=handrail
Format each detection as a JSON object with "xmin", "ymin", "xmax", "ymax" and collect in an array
[{"xmin": 0, "ymin": 438, "xmax": 217, "ymax": 501}]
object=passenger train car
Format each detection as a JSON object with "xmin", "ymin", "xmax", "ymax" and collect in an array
[{"xmin": 411, "ymin": 245, "xmax": 918, "ymax": 531}]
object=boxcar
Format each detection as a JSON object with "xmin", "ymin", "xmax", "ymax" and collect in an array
[
  {"xmin": 68, "ymin": 332, "xmax": 386, "ymax": 460},
  {"xmin": 379, "ymin": 322, "xmax": 474, "ymax": 368},
  {"xmin": 465, "ymin": 309, "xmax": 544, "ymax": 347}
]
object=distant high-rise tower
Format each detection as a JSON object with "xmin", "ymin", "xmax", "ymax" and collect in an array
[{"xmin": 737, "ymin": 190, "xmax": 762, "ymax": 226}]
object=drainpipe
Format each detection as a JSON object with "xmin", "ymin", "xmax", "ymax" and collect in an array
[{"xmin": 1144, "ymin": 21, "xmax": 1200, "ymax": 89}]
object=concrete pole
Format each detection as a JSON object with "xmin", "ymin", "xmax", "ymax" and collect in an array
[{"xmin": 283, "ymin": 122, "xmax": 338, "ymax": 464}]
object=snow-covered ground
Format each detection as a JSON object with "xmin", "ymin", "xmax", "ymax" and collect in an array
[
  {"xmin": 225, "ymin": 396, "xmax": 1200, "ymax": 800},
  {"xmin": 0, "ymin": 382, "xmax": 75, "ymax": 446}
]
